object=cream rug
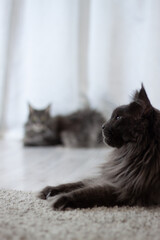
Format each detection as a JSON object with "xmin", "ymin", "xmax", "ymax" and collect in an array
[{"xmin": 0, "ymin": 189, "xmax": 160, "ymax": 240}]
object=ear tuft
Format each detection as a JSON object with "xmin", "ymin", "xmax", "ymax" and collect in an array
[
  {"xmin": 133, "ymin": 84, "xmax": 150, "ymax": 103},
  {"xmin": 28, "ymin": 103, "xmax": 34, "ymax": 114},
  {"xmin": 45, "ymin": 104, "xmax": 51, "ymax": 114},
  {"xmin": 132, "ymin": 84, "xmax": 152, "ymax": 115}
]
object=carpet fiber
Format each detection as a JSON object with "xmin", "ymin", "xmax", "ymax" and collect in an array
[{"xmin": 0, "ymin": 189, "xmax": 160, "ymax": 240}]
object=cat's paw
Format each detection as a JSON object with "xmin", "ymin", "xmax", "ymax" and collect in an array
[
  {"xmin": 51, "ymin": 195, "xmax": 75, "ymax": 210},
  {"xmin": 38, "ymin": 186, "xmax": 57, "ymax": 200}
]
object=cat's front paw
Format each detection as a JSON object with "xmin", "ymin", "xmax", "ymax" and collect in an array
[
  {"xmin": 51, "ymin": 195, "xmax": 75, "ymax": 210},
  {"xmin": 38, "ymin": 186, "xmax": 58, "ymax": 200}
]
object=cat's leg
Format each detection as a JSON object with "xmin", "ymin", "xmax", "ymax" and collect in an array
[
  {"xmin": 51, "ymin": 185, "xmax": 119, "ymax": 210},
  {"xmin": 38, "ymin": 181, "xmax": 85, "ymax": 200}
]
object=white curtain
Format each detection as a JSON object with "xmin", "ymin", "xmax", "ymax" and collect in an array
[{"xmin": 1, "ymin": 0, "xmax": 160, "ymax": 137}]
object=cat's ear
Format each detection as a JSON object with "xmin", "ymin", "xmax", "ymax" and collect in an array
[
  {"xmin": 28, "ymin": 103, "xmax": 34, "ymax": 114},
  {"xmin": 133, "ymin": 84, "xmax": 150, "ymax": 104},
  {"xmin": 133, "ymin": 84, "xmax": 152, "ymax": 114},
  {"xmin": 129, "ymin": 102, "xmax": 143, "ymax": 118},
  {"xmin": 45, "ymin": 104, "xmax": 51, "ymax": 114}
]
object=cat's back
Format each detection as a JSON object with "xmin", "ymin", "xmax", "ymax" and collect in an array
[
  {"xmin": 60, "ymin": 108, "xmax": 105, "ymax": 147},
  {"xmin": 67, "ymin": 108, "xmax": 105, "ymax": 124}
]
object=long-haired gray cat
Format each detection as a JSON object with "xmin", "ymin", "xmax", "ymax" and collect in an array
[
  {"xmin": 24, "ymin": 104, "xmax": 60, "ymax": 146},
  {"xmin": 38, "ymin": 85, "xmax": 160, "ymax": 209},
  {"xmin": 24, "ymin": 104, "xmax": 105, "ymax": 147}
]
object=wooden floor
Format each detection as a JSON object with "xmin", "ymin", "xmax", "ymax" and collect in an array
[{"xmin": 0, "ymin": 139, "xmax": 109, "ymax": 192}]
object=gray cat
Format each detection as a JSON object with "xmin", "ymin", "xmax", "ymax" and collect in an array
[
  {"xmin": 24, "ymin": 104, "xmax": 105, "ymax": 147},
  {"xmin": 24, "ymin": 104, "xmax": 60, "ymax": 146}
]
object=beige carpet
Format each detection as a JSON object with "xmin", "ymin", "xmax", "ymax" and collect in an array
[{"xmin": 0, "ymin": 189, "xmax": 160, "ymax": 240}]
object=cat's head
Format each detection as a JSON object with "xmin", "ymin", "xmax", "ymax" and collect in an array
[
  {"xmin": 28, "ymin": 104, "xmax": 51, "ymax": 125},
  {"xmin": 102, "ymin": 85, "xmax": 154, "ymax": 148}
]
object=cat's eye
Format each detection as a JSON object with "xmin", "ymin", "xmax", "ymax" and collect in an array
[
  {"xmin": 41, "ymin": 116, "xmax": 46, "ymax": 122},
  {"xmin": 115, "ymin": 115, "xmax": 122, "ymax": 120},
  {"xmin": 32, "ymin": 116, "xmax": 38, "ymax": 122}
]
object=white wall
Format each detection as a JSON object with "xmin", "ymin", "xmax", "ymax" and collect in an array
[{"xmin": 0, "ymin": 0, "xmax": 160, "ymax": 134}]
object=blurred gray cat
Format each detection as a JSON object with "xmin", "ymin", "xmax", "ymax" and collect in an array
[
  {"xmin": 24, "ymin": 104, "xmax": 105, "ymax": 147},
  {"xmin": 24, "ymin": 104, "xmax": 60, "ymax": 146}
]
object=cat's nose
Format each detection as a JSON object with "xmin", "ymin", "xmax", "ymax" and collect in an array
[{"xmin": 102, "ymin": 124, "xmax": 106, "ymax": 130}]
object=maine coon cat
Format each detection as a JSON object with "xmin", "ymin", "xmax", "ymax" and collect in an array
[
  {"xmin": 38, "ymin": 85, "xmax": 160, "ymax": 209},
  {"xmin": 24, "ymin": 104, "xmax": 105, "ymax": 147},
  {"xmin": 24, "ymin": 104, "xmax": 60, "ymax": 146}
]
